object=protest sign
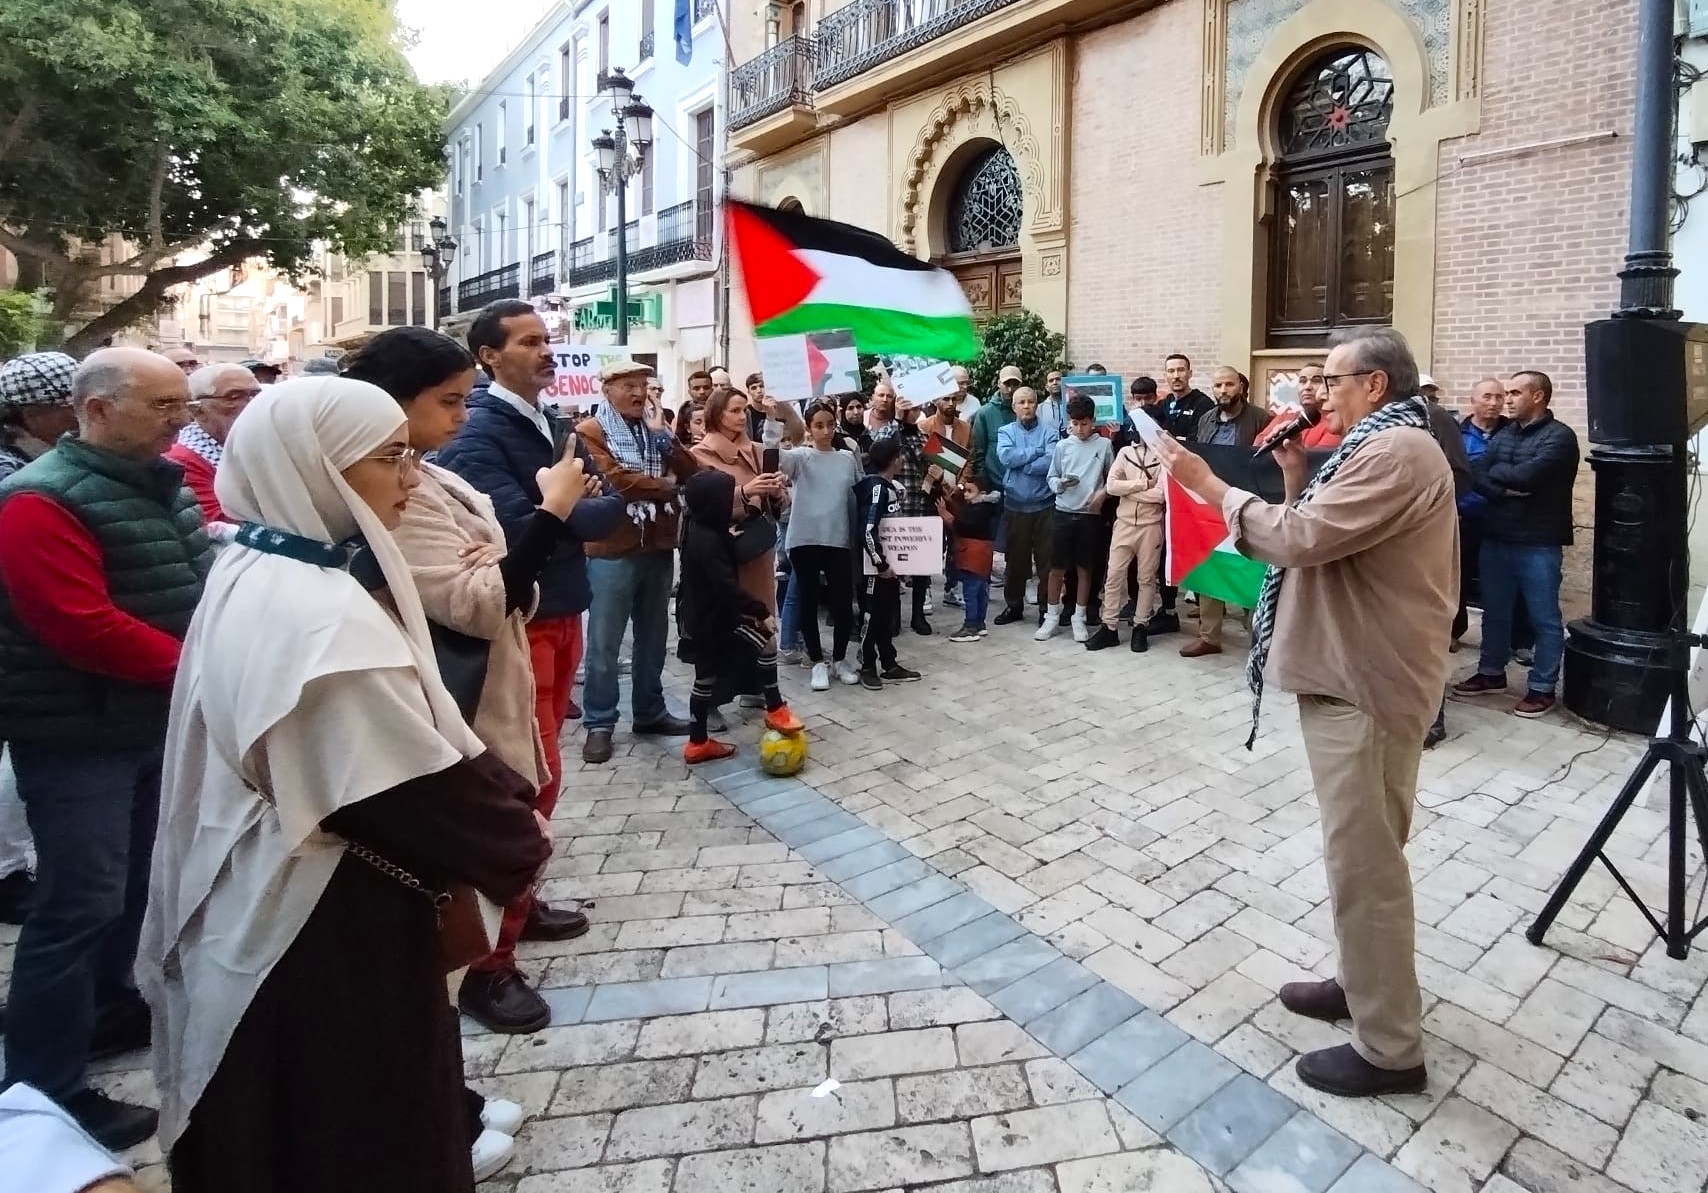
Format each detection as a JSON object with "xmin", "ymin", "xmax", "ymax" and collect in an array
[
  {"xmin": 887, "ymin": 356, "xmax": 958, "ymax": 404},
  {"xmin": 1061, "ymin": 374, "xmax": 1123, "ymax": 424},
  {"xmin": 756, "ymin": 329, "xmax": 861, "ymax": 400},
  {"xmin": 862, "ymin": 516, "xmax": 944, "ymax": 576},
  {"xmin": 541, "ymin": 344, "xmax": 627, "ymax": 409}
]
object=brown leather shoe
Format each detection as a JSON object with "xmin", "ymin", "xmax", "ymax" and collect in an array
[
  {"xmin": 582, "ymin": 729, "xmax": 613, "ymax": 764},
  {"xmin": 1179, "ymin": 638, "xmax": 1223, "ymax": 658},
  {"xmin": 1296, "ymin": 1044, "xmax": 1426, "ymax": 1098},
  {"xmin": 1279, "ymin": 977, "xmax": 1351, "ymax": 1022}
]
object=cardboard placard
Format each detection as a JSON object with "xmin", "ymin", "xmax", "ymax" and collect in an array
[
  {"xmin": 756, "ymin": 329, "xmax": 861, "ymax": 401},
  {"xmin": 542, "ymin": 344, "xmax": 628, "ymax": 408},
  {"xmin": 862, "ymin": 516, "xmax": 944, "ymax": 576},
  {"xmin": 1061, "ymin": 374, "xmax": 1124, "ymax": 425}
]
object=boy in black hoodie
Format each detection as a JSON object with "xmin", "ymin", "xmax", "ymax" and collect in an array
[
  {"xmin": 853, "ymin": 438, "xmax": 923, "ymax": 691},
  {"xmin": 678, "ymin": 471, "xmax": 804, "ymax": 763}
]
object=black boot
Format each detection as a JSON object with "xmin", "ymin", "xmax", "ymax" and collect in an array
[
  {"xmin": 1129, "ymin": 627, "xmax": 1149, "ymax": 653},
  {"xmin": 1143, "ymin": 609, "xmax": 1180, "ymax": 635},
  {"xmin": 459, "ymin": 967, "xmax": 551, "ymax": 1034},
  {"xmin": 1424, "ymin": 700, "xmax": 1446, "ymax": 749},
  {"xmin": 1085, "ymin": 625, "xmax": 1120, "ymax": 652}
]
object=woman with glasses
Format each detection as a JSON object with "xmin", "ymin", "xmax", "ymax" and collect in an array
[
  {"xmin": 165, "ymin": 363, "xmax": 263, "ymax": 525},
  {"xmin": 139, "ymin": 377, "xmax": 551, "ymax": 1192},
  {"xmin": 337, "ymin": 327, "xmax": 593, "ymax": 1175}
]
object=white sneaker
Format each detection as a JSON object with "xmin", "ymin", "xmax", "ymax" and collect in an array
[
  {"xmin": 834, "ymin": 660, "xmax": 860, "ymax": 685},
  {"xmin": 810, "ymin": 662, "xmax": 830, "ymax": 691},
  {"xmin": 1071, "ymin": 614, "xmax": 1089, "ymax": 643},
  {"xmin": 471, "ymin": 1128, "xmax": 516, "ymax": 1181},
  {"xmin": 1034, "ymin": 616, "xmax": 1059, "ymax": 642},
  {"xmin": 480, "ymin": 1097, "xmax": 526, "ymax": 1136}
]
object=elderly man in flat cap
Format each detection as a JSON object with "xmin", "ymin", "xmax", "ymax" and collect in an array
[
  {"xmin": 577, "ymin": 358, "xmax": 699, "ymax": 765},
  {"xmin": 0, "ymin": 353, "xmax": 80, "ymax": 482},
  {"xmin": 435, "ymin": 299, "xmax": 626, "ymax": 1032}
]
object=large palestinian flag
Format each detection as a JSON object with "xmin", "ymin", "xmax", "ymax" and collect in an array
[
  {"xmin": 1165, "ymin": 475, "xmax": 1267, "ymax": 610},
  {"xmin": 727, "ymin": 200, "xmax": 979, "ymax": 360}
]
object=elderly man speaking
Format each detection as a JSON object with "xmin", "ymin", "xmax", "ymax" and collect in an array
[{"xmin": 1158, "ymin": 327, "xmax": 1457, "ymax": 1098}]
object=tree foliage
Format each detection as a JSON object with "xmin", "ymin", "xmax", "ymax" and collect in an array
[
  {"xmin": 966, "ymin": 310, "xmax": 1071, "ymax": 400},
  {"xmin": 0, "ymin": 290, "xmax": 43, "ymax": 357},
  {"xmin": 0, "ymin": 0, "xmax": 449, "ymax": 351}
]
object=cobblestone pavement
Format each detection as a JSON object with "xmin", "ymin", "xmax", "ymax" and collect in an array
[{"xmin": 4, "ymin": 603, "xmax": 1707, "ymax": 1192}]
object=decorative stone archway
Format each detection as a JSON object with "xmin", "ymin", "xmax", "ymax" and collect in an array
[
  {"xmin": 888, "ymin": 41, "xmax": 1069, "ymax": 333},
  {"xmin": 1200, "ymin": 0, "xmax": 1484, "ymax": 392}
]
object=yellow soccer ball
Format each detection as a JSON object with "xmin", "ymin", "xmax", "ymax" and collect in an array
[{"xmin": 758, "ymin": 728, "xmax": 808, "ymax": 776}]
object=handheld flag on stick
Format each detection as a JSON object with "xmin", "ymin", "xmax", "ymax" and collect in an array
[
  {"xmin": 727, "ymin": 200, "xmax": 980, "ymax": 361},
  {"xmin": 1165, "ymin": 475, "xmax": 1267, "ymax": 610},
  {"xmin": 923, "ymin": 433, "xmax": 969, "ymax": 478}
]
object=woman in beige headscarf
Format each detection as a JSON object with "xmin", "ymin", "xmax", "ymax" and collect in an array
[{"xmin": 138, "ymin": 378, "xmax": 549, "ymax": 1193}]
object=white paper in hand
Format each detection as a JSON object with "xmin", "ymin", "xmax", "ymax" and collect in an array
[{"xmin": 1128, "ymin": 406, "xmax": 1163, "ymax": 449}]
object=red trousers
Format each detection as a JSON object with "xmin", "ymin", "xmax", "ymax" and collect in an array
[{"xmin": 472, "ymin": 614, "xmax": 582, "ymax": 974}]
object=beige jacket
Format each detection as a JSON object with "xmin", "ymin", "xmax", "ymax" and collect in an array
[
  {"xmin": 1223, "ymin": 427, "xmax": 1459, "ymax": 741},
  {"xmin": 389, "ymin": 463, "xmax": 548, "ymax": 788},
  {"xmin": 1105, "ymin": 442, "xmax": 1165, "ymax": 527}
]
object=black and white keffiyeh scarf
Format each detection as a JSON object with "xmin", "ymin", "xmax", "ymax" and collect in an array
[
  {"xmin": 177, "ymin": 422, "xmax": 224, "ymax": 468},
  {"xmin": 596, "ymin": 401, "xmax": 671, "ymax": 526},
  {"xmin": 1243, "ymin": 396, "xmax": 1432, "ymax": 748}
]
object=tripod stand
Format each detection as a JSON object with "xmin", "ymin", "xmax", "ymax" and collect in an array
[{"xmin": 1528, "ymin": 633, "xmax": 1708, "ymax": 959}]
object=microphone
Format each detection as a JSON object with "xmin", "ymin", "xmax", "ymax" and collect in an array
[{"xmin": 1252, "ymin": 407, "xmax": 1319, "ymax": 458}]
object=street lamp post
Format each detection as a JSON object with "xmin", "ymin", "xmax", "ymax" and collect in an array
[
  {"xmin": 420, "ymin": 214, "xmax": 458, "ymax": 332},
  {"xmin": 593, "ymin": 68, "xmax": 654, "ymax": 348}
]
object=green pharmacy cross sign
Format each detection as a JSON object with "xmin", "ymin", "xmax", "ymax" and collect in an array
[{"xmin": 574, "ymin": 289, "xmax": 663, "ymax": 332}]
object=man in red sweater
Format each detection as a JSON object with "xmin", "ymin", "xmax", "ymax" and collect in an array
[
  {"xmin": 163, "ymin": 363, "xmax": 260, "ymax": 525},
  {"xmin": 0, "ymin": 347, "xmax": 213, "ymax": 1150}
]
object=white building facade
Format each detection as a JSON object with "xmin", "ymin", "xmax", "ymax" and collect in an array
[{"xmin": 444, "ymin": 0, "xmax": 726, "ymax": 399}]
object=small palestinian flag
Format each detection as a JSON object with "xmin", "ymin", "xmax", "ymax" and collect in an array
[
  {"xmin": 727, "ymin": 200, "xmax": 980, "ymax": 360},
  {"xmin": 1165, "ymin": 474, "xmax": 1267, "ymax": 609},
  {"xmin": 923, "ymin": 433, "xmax": 969, "ymax": 478}
]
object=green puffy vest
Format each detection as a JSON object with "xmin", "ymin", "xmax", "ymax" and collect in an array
[{"xmin": 0, "ymin": 438, "xmax": 213, "ymax": 748}]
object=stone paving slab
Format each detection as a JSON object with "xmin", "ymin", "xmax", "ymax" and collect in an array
[{"xmin": 8, "ymin": 604, "xmax": 1705, "ymax": 1192}]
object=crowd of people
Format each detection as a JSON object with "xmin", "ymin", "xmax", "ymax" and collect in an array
[{"xmin": 0, "ymin": 300, "xmax": 1582, "ymax": 1189}]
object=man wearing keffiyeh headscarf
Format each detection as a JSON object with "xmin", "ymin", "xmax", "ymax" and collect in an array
[
  {"xmin": 576, "ymin": 360, "xmax": 701, "ymax": 764},
  {"xmin": 1157, "ymin": 327, "xmax": 1457, "ymax": 1103}
]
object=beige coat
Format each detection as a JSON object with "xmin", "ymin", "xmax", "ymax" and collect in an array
[
  {"xmin": 692, "ymin": 431, "xmax": 780, "ymax": 615},
  {"xmin": 1224, "ymin": 427, "xmax": 1459, "ymax": 741},
  {"xmin": 389, "ymin": 463, "xmax": 548, "ymax": 788}
]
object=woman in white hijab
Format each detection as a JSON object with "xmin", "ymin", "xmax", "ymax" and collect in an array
[{"xmin": 137, "ymin": 378, "xmax": 549, "ymax": 1192}]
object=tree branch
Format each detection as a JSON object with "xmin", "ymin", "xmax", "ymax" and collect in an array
[
  {"xmin": 0, "ymin": 99, "xmax": 37, "ymax": 170},
  {"xmin": 0, "ymin": 223, "xmax": 72, "ymax": 273},
  {"xmin": 146, "ymin": 142, "xmax": 168, "ymax": 254},
  {"xmin": 64, "ymin": 239, "xmax": 265, "ymax": 354}
]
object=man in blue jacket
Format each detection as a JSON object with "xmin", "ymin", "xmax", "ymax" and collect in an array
[
  {"xmin": 436, "ymin": 299, "xmax": 626, "ymax": 1029},
  {"xmin": 1452, "ymin": 370, "xmax": 1580, "ymax": 719},
  {"xmin": 992, "ymin": 387, "xmax": 1059, "ymax": 627}
]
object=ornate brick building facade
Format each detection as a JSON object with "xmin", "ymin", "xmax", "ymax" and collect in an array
[{"xmin": 727, "ymin": 0, "xmax": 1636, "ymax": 438}]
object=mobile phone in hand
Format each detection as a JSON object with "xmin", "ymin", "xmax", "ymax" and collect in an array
[{"xmin": 762, "ymin": 446, "xmax": 780, "ymax": 474}]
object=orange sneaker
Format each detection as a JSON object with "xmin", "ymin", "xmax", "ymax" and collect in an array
[
  {"xmin": 684, "ymin": 739, "xmax": 738, "ymax": 765},
  {"xmin": 764, "ymin": 705, "xmax": 805, "ymax": 734}
]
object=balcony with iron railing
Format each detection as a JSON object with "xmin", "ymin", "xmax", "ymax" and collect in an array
[
  {"xmin": 639, "ymin": 30, "xmax": 655, "ymax": 61},
  {"xmin": 566, "ymin": 237, "xmax": 611, "ymax": 288},
  {"xmin": 456, "ymin": 262, "xmax": 520, "ymax": 312},
  {"xmin": 729, "ymin": 36, "xmax": 817, "ymax": 153},
  {"xmin": 693, "ymin": 0, "xmax": 718, "ymax": 20},
  {"xmin": 629, "ymin": 200, "xmax": 713, "ymax": 273},
  {"xmin": 811, "ymin": 0, "xmax": 1141, "ymax": 118},
  {"xmin": 528, "ymin": 250, "xmax": 556, "ymax": 296}
]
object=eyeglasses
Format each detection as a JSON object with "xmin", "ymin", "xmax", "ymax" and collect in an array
[
  {"xmin": 365, "ymin": 447, "xmax": 420, "ymax": 476},
  {"xmin": 1322, "ymin": 370, "xmax": 1376, "ymax": 390},
  {"xmin": 200, "ymin": 389, "xmax": 261, "ymax": 405}
]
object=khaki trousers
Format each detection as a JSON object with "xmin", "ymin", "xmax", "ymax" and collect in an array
[
  {"xmin": 1101, "ymin": 517, "xmax": 1163, "ymax": 626},
  {"xmin": 1296, "ymin": 694, "xmax": 1426, "ymax": 1070},
  {"xmin": 1197, "ymin": 596, "xmax": 1226, "ymax": 646}
]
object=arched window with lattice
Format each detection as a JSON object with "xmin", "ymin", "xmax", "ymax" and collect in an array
[
  {"xmin": 947, "ymin": 146, "xmax": 1023, "ymax": 256},
  {"xmin": 1267, "ymin": 47, "xmax": 1396, "ymax": 347}
]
